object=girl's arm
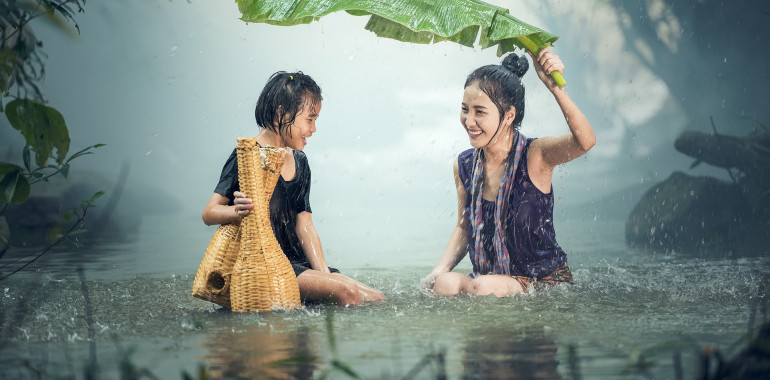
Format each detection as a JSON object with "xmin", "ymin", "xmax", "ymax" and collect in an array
[
  {"xmin": 424, "ymin": 160, "xmax": 469, "ymax": 284},
  {"xmin": 296, "ymin": 211, "xmax": 332, "ymax": 274},
  {"xmin": 528, "ymin": 48, "xmax": 596, "ymax": 171},
  {"xmin": 201, "ymin": 191, "xmax": 253, "ymax": 226}
]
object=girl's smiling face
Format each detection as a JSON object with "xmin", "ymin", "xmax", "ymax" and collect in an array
[
  {"xmin": 282, "ymin": 99, "xmax": 321, "ymax": 151},
  {"xmin": 461, "ymin": 82, "xmax": 515, "ymax": 149}
]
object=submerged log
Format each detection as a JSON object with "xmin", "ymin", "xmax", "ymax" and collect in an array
[{"xmin": 675, "ymin": 131, "xmax": 770, "ymax": 178}]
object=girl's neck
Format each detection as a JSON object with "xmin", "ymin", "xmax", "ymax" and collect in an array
[
  {"xmin": 482, "ymin": 129, "xmax": 514, "ymax": 165},
  {"xmin": 256, "ymin": 129, "xmax": 286, "ymax": 148}
]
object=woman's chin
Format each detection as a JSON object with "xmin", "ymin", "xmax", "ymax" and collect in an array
[{"xmin": 468, "ymin": 138, "xmax": 484, "ymax": 149}]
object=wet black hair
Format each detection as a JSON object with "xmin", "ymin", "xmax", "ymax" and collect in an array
[
  {"xmin": 464, "ymin": 53, "xmax": 528, "ymax": 129},
  {"xmin": 254, "ymin": 71, "xmax": 322, "ymax": 137}
]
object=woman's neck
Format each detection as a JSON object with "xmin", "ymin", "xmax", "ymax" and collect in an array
[
  {"xmin": 482, "ymin": 129, "xmax": 514, "ymax": 165},
  {"xmin": 256, "ymin": 129, "xmax": 286, "ymax": 148}
]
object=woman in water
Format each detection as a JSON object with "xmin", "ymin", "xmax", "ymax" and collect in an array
[
  {"xmin": 423, "ymin": 48, "xmax": 595, "ymax": 297},
  {"xmin": 202, "ymin": 71, "xmax": 385, "ymax": 306}
]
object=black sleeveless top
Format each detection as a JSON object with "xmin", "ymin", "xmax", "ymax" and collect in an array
[{"xmin": 214, "ymin": 147, "xmax": 312, "ymax": 267}]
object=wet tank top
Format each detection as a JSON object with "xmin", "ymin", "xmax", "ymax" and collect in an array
[{"xmin": 457, "ymin": 138, "xmax": 567, "ymax": 278}]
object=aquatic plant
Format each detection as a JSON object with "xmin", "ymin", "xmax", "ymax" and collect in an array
[{"xmin": 320, "ymin": 305, "xmax": 363, "ymax": 379}]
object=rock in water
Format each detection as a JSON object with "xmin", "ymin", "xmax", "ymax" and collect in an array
[{"xmin": 625, "ymin": 171, "xmax": 746, "ymax": 254}]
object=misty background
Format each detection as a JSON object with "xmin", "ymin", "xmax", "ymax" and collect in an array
[{"xmin": 2, "ymin": 0, "xmax": 768, "ymax": 274}]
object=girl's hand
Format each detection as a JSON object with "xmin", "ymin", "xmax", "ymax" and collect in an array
[
  {"xmin": 233, "ymin": 191, "xmax": 253, "ymax": 220},
  {"xmin": 529, "ymin": 48, "xmax": 565, "ymax": 92}
]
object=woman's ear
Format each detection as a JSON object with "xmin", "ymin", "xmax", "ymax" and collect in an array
[{"xmin": 504, "ymin": 107, "xmax": 516, "ymax": 127}]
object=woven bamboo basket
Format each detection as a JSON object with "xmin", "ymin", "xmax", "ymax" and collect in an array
[
  {"xmin": 230, "ymin": 138, "xmax": 301, "ymax": 312},
  {"xmin": 191, "ymin": 221, "xmax": 240, "ymax": 308}
]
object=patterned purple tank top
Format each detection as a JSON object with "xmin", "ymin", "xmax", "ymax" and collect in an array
[{"xmin": 457, "ymin": 138, "xmax": 567, "ymax": 278}]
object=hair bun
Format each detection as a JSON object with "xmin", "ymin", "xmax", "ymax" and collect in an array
[{"xmin": 502, "ymin": 53, "xmax": 529, "ymax": 78}]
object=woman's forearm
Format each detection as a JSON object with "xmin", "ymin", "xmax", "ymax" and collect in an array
[
  {"xmin": 431, "ymin": 225, "xmax": 469, "ymax": 273},
  {"xmin": 552, "ymin": 87, "xmax": 596, "ymax": 152}
]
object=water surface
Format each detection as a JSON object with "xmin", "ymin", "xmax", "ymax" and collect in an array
[{"xmin": 1, "ymin": 214, "xmax": 767, "ymax": 379}]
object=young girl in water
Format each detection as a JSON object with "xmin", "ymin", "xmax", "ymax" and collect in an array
[
  {"xmin": 202, "ymin": 71, "xmax": 385, "ymax": 306},
  {"xmin": 423, "ymin": 48, "xmax": 596, "ymax": 297}
]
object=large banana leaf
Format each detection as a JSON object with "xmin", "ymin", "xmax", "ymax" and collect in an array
[{"xmin": 236, "ymin": 0, "xmax": 566, "ymax": 87}]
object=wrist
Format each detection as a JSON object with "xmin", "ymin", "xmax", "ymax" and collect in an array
[
  {"xmin": 234, "ymin": 206, "xmax": 242, "ymax": 221},
  {"xmin": 550, "ymin": 84, "xmax": 567, "ymax": 97}
]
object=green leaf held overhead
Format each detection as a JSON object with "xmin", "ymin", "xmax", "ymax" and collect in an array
[
  {"xmin": 5, "ymin": 99, "xmax": 71, "ymax": 167},
  {"xmin": 236, "ymin": 0, "xmax": 566, "ymax": 87}
]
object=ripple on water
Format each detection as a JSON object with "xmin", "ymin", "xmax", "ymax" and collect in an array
[{"xmin": 1, "ymin": 254, "xmax": 768, "ymax": 379}]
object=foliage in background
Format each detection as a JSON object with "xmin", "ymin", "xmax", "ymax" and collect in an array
[{"xmin": 0, "ymin": 0, "xmax": 102, "ymax": 263}]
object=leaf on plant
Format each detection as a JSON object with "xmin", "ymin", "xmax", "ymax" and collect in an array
[
  {"xmin": 23, "ymin": 145, "xmax": 32, "ymax": 173},
  {"xmin": 90, "ymin": 190, "xmax": 106, "ymax": 202},
  {"xmin": 0, "ymin": 48, "xmax": 16, "ymax": 97},
  {"xmin": 5, "ymin": 99, "xmax": 71, "ymax": 166},
  {"xmin": 0, "ymin": 163, "xmax": 30, "ymax": 204},
  {"xmin": 67, "ymin": 229, "xmax": 89, "ymax": 237},
  {"xmin": 65, "ymin": 150, "xmax": 92, "ymax": 163},
  {"xmin": 60, "ymin": 163, "xmax": 69, "ymax": 179},
  {"xmin": 65, "ymin": 143, "xmax": 105, "ymax": 164},
  {"xmin": 63, "ymin": 210, "xmax": 75, "ymax": 221}
]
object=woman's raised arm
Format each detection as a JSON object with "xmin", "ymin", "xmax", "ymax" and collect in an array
[{"xmin": 529, "ymin": 48, "xmax": 596, "ymax": 170}]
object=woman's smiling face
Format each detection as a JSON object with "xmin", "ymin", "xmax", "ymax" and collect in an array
[{"xmin": 461, "ymin": 82, "xmax": 508, "ymax": 149}]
